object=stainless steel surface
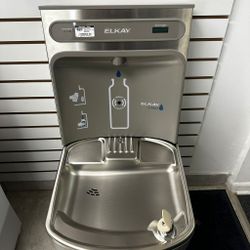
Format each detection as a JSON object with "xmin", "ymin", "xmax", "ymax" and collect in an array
[
  {"xmin": 40, "ymin": 6, "xmax": 193, "ymax": 59},
  {"xmin": 2, "ymin": 175, "xmax": 230, "ymax": 191},
  {"xmin": 50, "ymin": 20, "xmax": 185, "ymax": 42},
  {"xmin": 46, "ymin": 138, "xmax": 194, "ymax": 250},
  {"xmin": 41, "ymin": 6, "xmax": 195, "ymax": 250},
  {"xmin": 112, "ymin": 57, "xmax": 127, "ymax": 66},
  {"xmin": 51, "ymin": 54, "xmax": 186, "ymax": 144},
  {"xmin": 40, "ymin": 6, "xmax": 193, "ymax": 145}
]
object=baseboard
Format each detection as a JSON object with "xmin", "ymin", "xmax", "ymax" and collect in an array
[
  {"xmin": 186, "ymin": 174, "xmax": 229, "ymax": 187},
  {"xmin": 228, "ymin": 181, "xmax": 250, "ymax": 194}
]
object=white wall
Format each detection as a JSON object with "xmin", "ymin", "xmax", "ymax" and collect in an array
[
  {"xmin": 192, "ymin": 0, "xmax": 250, "ymax": 184},
  {"xmin": 236, "ymin": 150, "xmax": 250, "ymax": 183},
  {"xmin": 0, "ymin": 0, "xmax": 234, "ymax": 17},
  {"xmin": 229, "ymin": 146, "xmax": 250, "ymax": 193}
]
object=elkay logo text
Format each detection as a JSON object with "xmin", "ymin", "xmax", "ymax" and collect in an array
[
  {"xmin": 140, "ymin": 102, "xmax": 164, "ymax": 111},
  {"xmin": 104, "ymin": 27, "xmax": 131, "ymax": 34}
]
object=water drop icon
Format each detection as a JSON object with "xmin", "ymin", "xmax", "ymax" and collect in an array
[{"xmin": 116, "ymin": 70, "xmax": 122, "ymax": 77}]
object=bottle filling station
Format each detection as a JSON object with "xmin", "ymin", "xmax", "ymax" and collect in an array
[{"xmin": 40, "ymin": 5, "xmax": 195, "ymax": 250}]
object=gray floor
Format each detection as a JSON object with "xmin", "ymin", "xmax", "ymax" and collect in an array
[{"xmin": 6, "ymin": 191, "xmax": 56, "ymax": 250}]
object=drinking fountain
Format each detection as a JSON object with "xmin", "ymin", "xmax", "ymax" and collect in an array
[{"xmin": 40, "ymin": 5, "xmax": 195, "ymax": 250}]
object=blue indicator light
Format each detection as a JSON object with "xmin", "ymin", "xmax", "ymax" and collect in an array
[{"xmin": 116, "ymin": 70, "xmax": 122, "ymax": 77}]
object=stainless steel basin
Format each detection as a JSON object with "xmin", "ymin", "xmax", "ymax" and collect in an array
[{"xmin": 46, "ymin": 138, "xmax": 194, "ymax": 250}]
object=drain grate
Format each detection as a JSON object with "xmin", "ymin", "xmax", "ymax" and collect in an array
[{"xmin": 86, "ymin": 188, "xmax": 100, "ymax": 196}]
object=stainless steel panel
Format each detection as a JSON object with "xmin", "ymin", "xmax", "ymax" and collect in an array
[
  {"xmin": 52, "ymin": 54, "xmax": 185, "ymax": 145},
  {"xmin": 46, "ymin": 138, "xmax": 194, "ymax": 250},
  {"xmin": 50, "ymin": 20, "xmax": 185, "ymax": 42},
  {"xmin": 40, "ymin": 6, "xmax": 193, "ymax": 59},
  {"xmin": 40, "ymin": 6, "xmax": 193, "ymax": 145}
]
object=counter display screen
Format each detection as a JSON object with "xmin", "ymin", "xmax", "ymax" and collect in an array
[{"xmin": 152, "ymin": 26, "xmax": 169, "ymax": 33}]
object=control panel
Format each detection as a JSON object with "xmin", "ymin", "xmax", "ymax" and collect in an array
[{"xmin": 50, "ymin": 20, "xmax": 185, "ymax": 42}]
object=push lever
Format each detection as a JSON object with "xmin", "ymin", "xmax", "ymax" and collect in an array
[
  {"xmin": 157, "ymin": 209, "xmax": 173, "ymax": 234},
  {"xmin": 148, "ymin": 209, "xmax": 175, "ymax": 243}
]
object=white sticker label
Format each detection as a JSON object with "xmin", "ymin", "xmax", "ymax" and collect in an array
[{"xmin": 74, "ymin": 26, "xmax": 95, "ymax": 38}]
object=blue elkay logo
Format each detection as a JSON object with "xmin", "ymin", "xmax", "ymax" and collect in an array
[
  {"xmin": 159, "ymin": 104, "xmax": 164, "ymax": 111},
  {"xmin": 140, "ymin": 102, "xmax": 164, "ymax": 111}
]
